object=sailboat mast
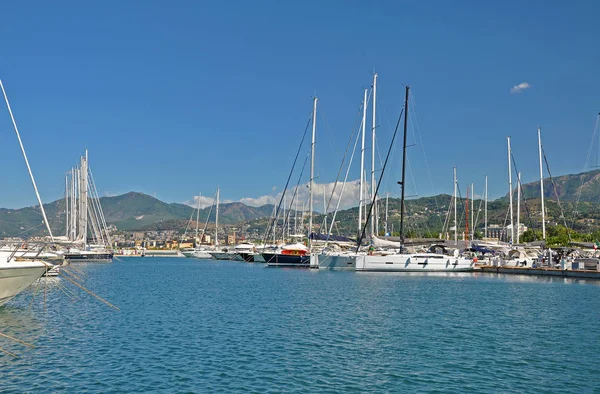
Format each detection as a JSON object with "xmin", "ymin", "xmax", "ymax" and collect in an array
[
  {"xmin": 322, "ymin": 185, "xmax": 326, "ymax": 236},
  {"xmin": 359, "ymin": 89, "xmax": 367, "ymax": 236},
  {"xmin": 385, "ymin": 193, "xmax": 389, "ymax": 235},
  {"xmin": 294, "ymin": 199, "xmax": 298, "ymax": 235},
  {"xmin": 517, "ymin": 172, "xmax": 521, "ymax": 244},
  {"xmin": 77, "ymin": 166, "xmax": 81, "ymax": 241},
  {"xmin": 454, "ymin": 167, "xmax": 458, "ymax": 244},
  {"xmin": 484, "ymin": 175, "xmax": 488, "ymax": 238},
  {"xmin": 0, "ymin": 80, "xmax": 55, "ymax": 242},
  {"xmin": 72, "ymin": 167, "xmax": 76, "ymax": 241},
  {"xmin": 371, "ymin": 73, "xmax": 378, "ymax": 236},
  {"xmin": 309, "ymin": 97, "xmax": 317, "ymax": 246},
  {"xmin": 399, "ymin": 86, "xmax": 410, "ymax": 245},
  {"xmin": 82, "ymin": 150, "xmax": 89, "ymax": 248},
  {"xmin": 471, "ymin": 182, "xmax": 474, "ymax": 239},
  {"xmin": 65, "ymin": 173, "xmax": 69, "ymax": 238},
  {"xmin": 195, "ymin": 192, "xmax": 201, "ymax": 242},
  {"xmin": 284, "ymin": 193, "xmax": 287, "ymax": 242},
  {"xmin": 465, "ymin": 186, "xmax": 469, "ymax": 242},
  {"xmin": 215, "ymin": 187, "xmax": 220, "ymax": 246},
  {"xmin": 538, "ymin": 127, "xmax": 546, "ymax": 240},
  {"xmin": 508, "ymin": 137, "xmax": 514, "ymax": 244}
]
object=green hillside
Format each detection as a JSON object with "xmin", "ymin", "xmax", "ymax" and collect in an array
[{"xmin": 4, "ymin": 169, "xmax": 600, "ymax": 240}]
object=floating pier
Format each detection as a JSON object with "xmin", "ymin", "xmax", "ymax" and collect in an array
[{"xmin": 478, "ymin": 265, "xmax": 600, "ymax": 280}]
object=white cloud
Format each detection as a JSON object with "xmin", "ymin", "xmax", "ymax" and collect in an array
[
  {"xmin": 183, "ymin": 179, "xmax": 370, "ymax": 213},
  {"xmin": 510, "ymin": 82, "xmax": 531, "ymax": 94},
  {"xmin": 238, "ymin": 179, "xmax": 367, "ymax": 213},
  {"xmin": 185, "ymin": 194, "xmax": 232, "ymax": 209},
  {"xmin": 240, "ymin": 195, "xmax": 279, "ymax": 207}
]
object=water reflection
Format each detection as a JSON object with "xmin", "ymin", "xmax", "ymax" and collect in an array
[
  {"xmin": 484, "ymin": 272, "xmax": 600, "ymax": 286},
  {"xmin": 0, "ymin": 305, "xmax": 43, "ymax": 357}
]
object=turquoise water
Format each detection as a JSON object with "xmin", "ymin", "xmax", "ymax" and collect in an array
[{"xmin": 2, "ymin": 257, "xmax": 600, "ymax": 393}]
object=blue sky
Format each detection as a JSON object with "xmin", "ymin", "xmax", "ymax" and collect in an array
[{"xmin": 0, "ymin": 0, "xmax": 599, "ymax": 209}]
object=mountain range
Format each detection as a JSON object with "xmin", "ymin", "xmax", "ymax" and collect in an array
[
  {"xmin": 0, "ymin": 192, "xmax": 275, "ymax": 238},
  {"xmin": 3, "ymin": 169, "xmax": 600, "ymax": 239}
]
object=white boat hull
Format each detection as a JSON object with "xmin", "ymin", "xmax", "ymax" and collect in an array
[
  {"xmin": 191, "ymin": 250, "xmax": 213, "ymax": 259},
  {"xmin": 0, "ymin": 261, "xmax": 47, "ymax": 306},
  {"xmin": 311, "ymin": 253, "xmax": 357, "ymax": 270},
  {"xmin": 355, "ymin": 253, "xmax": 475, "ymax": 272},
  {"xmin": 181, "ymin": 250, "xmax": 195, "ymax": 258}
]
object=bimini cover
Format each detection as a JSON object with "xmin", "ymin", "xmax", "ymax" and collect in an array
[
  {"xmin": 281, "ymin": 243, "xmax": 309, "ymax": 252},
  {"xmin": 234, "ymin": 243, "xmax": 255, "ymax": 251},
  {"xmin": 466, "ymin": 245, "xmax": 496, "ymax": 255},
  {"xmin": 309, "ymin": 232, "xmax": 355, "ymax": 243}
]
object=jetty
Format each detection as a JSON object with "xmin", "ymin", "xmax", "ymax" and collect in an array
[{"xmin": 478, "ymin": 265, "xmax": 600, "ymax": 280}]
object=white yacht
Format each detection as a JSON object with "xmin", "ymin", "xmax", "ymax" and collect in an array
[
  {"xmin": 355, "ymin": 252, "xmax": 475, "ymax": 272},
  {"xmin": 354, "ymin": 86, "xmax": 475, "ymax": 273},
  {"xmin": 0, "ymin": 251, "xmax": 48, "ymax": 306}
]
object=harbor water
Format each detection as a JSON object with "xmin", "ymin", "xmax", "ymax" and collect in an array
[{"xmin": 2, "ymin": 257, "xmax": 600, "ymax": 392}]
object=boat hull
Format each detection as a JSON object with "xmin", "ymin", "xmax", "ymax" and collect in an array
[
  {"xmin": 181, "ymin": 250, "xmax": 195, "ymax": 258},
  {"xmin": 64, "ymin": 252, "xmax": 114, "ymax": 262},
  {"xmin": 0, "ymin": 261, "xmax": 47, "ymax": 306},
  {"xmin": 191, "ymin": 251, "xmax": 213, "ymax": 259},
  {"xmin": 237, "ymin": 252, "xmax": 257, "ymax": 262},
  {"xmin": 263, "ymin": 253, "xmax": 310, "ymax": 268},
  {"xmin": 355, "ymin": 254, "xmax": 474, "ymax": 272},
  {"xmin": 209, "ymin": 252, "xmax": 238, "ymax": 260},
  {"xmin": 311, "ymin": 253, "xmax": 357, "ymax": 270}
]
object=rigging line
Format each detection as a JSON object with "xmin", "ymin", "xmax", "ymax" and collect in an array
[
  {"xmin": 473, "ymin": 185, "xmax": 485, "ymax": 234},
  {"xmin": 279, "ymin": 153, "xmax": 309, "ymax": 242},
  {"xmin": 409, "ymin": 92, "xmax": 445, "ymax": 230},
  {"xmin": 326, "ymin": 124, "xmax": 368, "ymax": 244},
  {"xmin": 403, "ymin": 154, "xmax": 430, "ymax": 237},
  {"xmin": 442, "ymin": 194, "xmax": 453, "ymax": 237},
  {"xmin": 542, "ymin": 148, "xmax": 571, "ymax": 239},
  {"xmin": 356, "ymin": 106, "xmax": 404, "ymax": 251},
  {"xmin": 322, "ymin": 86, "xmax": 372, "ymax": 178},
  {"xmin": 571, "ymin": 114, "xmax": 600, "ymax": 229},
  {"xmin": 380, "ymin": 105, "xmax": 400, "ymax": 192},
  {"xmin": 406, "ymin": 150, "xmax": 419, "ymax": 200},
  {"xmin": 319, "ymin": 105, "xmax": 339, "ymax": 163},
  {"xmin": 88, "ymin": 169, "xmax": 111, "ymax": 246},
  {"xmin": 502, "ymin": 202, "xmax": 510, "ymax": 234},
  {"xmin": 321, "ymin": 98, "xmax": 365, "ymax": 230},
  {"xmin": 261, "ymin": 114, "xmax": 313, "ymax": 245},
  {"xmin": 197, "ymin": 191, "xmax": 216, "ymax": 243},
  {"xmin": 456, "ymin": 184, "xmax": 466, "ymax": 233},
  {"xmin": 510, "ymin": 153, "xmax": 538, "ymax": 240},
  {"xmin": 182, "ymin": 196, "xmax": 198, "ymax": 240}
]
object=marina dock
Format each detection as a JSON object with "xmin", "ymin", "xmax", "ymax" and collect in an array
[{"xmin": 478, "ymin": 265, "xmax": 600, "ymax": 280}]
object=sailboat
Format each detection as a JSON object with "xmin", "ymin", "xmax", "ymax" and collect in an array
[
  {"xmin": 264, "ymin": 97, "xmax": 318, "ymax": 268},
  {"xmin": 206, "ymin": 187, "xmax": 238, "ymax": 260},
  {"xmin": 62, "ymin": 150, "xmax": 114, "ymax": 262},
  {"xmin": 312, "ymin": 74, "xmax": 379, "ymax": 270},
  {"xmin": 182, "ymin": 191, "xmax": 213, "ymax": 259},
  {"xmin": 355, "ymin": 86, "xmax": 475, "ymax": 272},
  {"xmin": 0, "ymin": 80, "xmax": 52, "ymax": 305}
]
